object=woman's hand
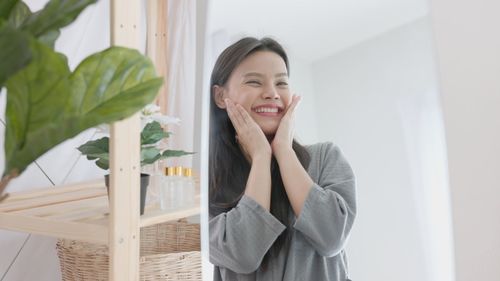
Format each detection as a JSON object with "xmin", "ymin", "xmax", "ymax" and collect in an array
[
  {"xmin": 271, "ymin": 94, "xmax": 301, "ymax": 158},
  {"xmin": 225, "ymin": 98, "xmax": 272, "ymax": 163}
]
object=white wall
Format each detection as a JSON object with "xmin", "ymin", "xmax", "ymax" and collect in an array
[
  {"xmin": 289, "ymin": 57, "xmax": 319, "ymax": 144},
  {"xmin": 429, "ymin": 0, "xmax": 500, "ymax": 280},
  {"xmin": 309, "ymin": 17, "xmax": 454, "ymax": 281}
]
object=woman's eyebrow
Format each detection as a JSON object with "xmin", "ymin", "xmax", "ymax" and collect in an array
[
  {"xmin": 243, "ymin": 72, "xmax": 264, "ymax": 78},
  {"xmin": 243, "ymin": 72, "xmax": 288, "ymax": 78}
]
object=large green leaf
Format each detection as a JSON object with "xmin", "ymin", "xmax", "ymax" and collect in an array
[
  {"xmin": 0, "ymin": 22, "xmax": 32, "ymax": 88},
  {"xmin": 8, "ymin": 1, "xmax": 30, "ymax": 28},
  {"xmin": 0, "ymin": 0, "xmax": 18, "ymax": 20},
  {"xmin": 38, "ymin": 29, "xmax": 60, "ymax": 48},
  {"xmin": 1, "ymin": 0, "xmax": 89, "ymax": 90},
  {"xmin": 4, "ymin": 39, "xmax": 163, "ymax": 177},
  {"xmin": 21, "ymin": 0, "xmax": 97, "ymax": 38},
  {"xmin": 7, "ymin": 1, "xmax": 60, "ymax": 48}
]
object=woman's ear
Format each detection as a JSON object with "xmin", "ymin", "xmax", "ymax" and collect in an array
[{"xmin": 213, "ymin": 85, "xmax": 227, "ymax": 109}]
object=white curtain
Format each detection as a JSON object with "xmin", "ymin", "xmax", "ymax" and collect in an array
[{"xmin": 163, "ymin": 0, "xmax": 197, "ymax": 169}]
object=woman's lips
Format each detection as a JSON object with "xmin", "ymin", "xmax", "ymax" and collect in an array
[
  {"xmin": 254, "ymin": 111, "xmax": 281, "ymax": 117},
  {"xmin": 252, "ymin": 104, "xmax": 283, "ymax": 117}
]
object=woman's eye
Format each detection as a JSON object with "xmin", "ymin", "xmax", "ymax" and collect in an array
[
  {"xmin": 246, "ymin": 81, "xmax": 261, "ymax": 85},
  {"xmin": 277, "ymin": 82, "xmax": 288, "ymax": 86}
]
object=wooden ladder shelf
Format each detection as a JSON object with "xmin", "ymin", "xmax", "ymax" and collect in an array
[{"xmin": 0, "ymin": 0, "xmax": 198, "ymax": 280}]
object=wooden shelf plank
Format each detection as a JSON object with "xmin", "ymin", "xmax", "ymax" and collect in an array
[
  {"xmin": 0, "ymin": 212, "xmax": 108, "ymax": 244},
  {"xmin": 46, "ymin": 202, "xmax": 109, "ymax": 222},
  {"xmin": 9, "ymin": 195, "xmax": 107, "ymax": 218},
  {"xmin": 0, "ymin": 180, "xmax": 200, "ymax": 246},
  {"xmin": 76, "ymin": 201, "xmax": 201, "ymax": 228},
  {"xmin": 0, "ymin": 181, "xmax": 105, "ymax": 212},
  {"xmin": 140, "ymin": 204, "xmax": 200, "ymax": 228},
  {"xmin": 0, "ymin": 180, "xmax": 103, "ymax": 204}
]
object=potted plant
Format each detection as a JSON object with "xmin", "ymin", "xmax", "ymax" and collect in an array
[
  {"xmin": 77, "ymin": 104, "xmax": 194, "ymax": 215},
  {"xmin": 0, "ymin": 0, "xmax": 164, "ymax": 202}
]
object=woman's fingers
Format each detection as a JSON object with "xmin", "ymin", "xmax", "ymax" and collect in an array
[
  {"xmin": 231, "ymin": 102, "xmax": 247, "ymax": 125},
  {"xmin": 235, "ymin": 104, "xmax": 253, "ymax": 125},
  {"xmin": 225, "ymin": 98, "xmax": 271, "ymax": 161},
  {"xmin": 291, "ymin": 94, "xmax": 302, "ymax": 112},
  {"xmin": 225, "ymin": 99, "xmax": 243, "ymax": 130},
  {"xmin": 284, "ymin": 94, "xmax": 301, "ymax": 119},
  {"xmin": 226, "ymin": 98, "xmax": 256, "ymax": 127}
]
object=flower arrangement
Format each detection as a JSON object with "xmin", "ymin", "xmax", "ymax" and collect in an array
[{"xmin": 77, "ymin": 104, "xmax": 194, "ymax": 170}]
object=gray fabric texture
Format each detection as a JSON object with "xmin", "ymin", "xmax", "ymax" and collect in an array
[{"xmin": 210, "ymin": 142, "xmax": 357, "ymax": 281}]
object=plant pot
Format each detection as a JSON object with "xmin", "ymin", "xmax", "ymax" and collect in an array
[{"xmin": 104, "ymin": 173, "xmax": 149, "ymax": 215}]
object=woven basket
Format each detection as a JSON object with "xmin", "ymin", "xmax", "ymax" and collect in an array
[{"xmin": 56, "ymin": 219, "xmax": 201, "ymax": 281}]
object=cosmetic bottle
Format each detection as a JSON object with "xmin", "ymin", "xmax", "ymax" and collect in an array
[
  {"xmin": 160, "ymin": 166, "xmax": 181, "ymax": 210},
  {"xmin": 146, "ymin": 161, "xmax": 163, "ymax": 204},
  {"xmin": 182, "ymin": 167, "xmax": 196, "ymax": 206},
  {"xmin": 173, "ymin": 166, "xmax": 184, "ymax": 206}
]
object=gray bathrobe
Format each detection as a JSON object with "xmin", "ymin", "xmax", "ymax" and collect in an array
[{"xmin": 210, "ymin": 142, "xmax": 357, "ymax": 281}]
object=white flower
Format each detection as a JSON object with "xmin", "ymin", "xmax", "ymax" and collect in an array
[
  {"xmin": 141, "ymin": 104, "xmax": 161, "ymax": 116},
  {"xmin": 140, "ymin": 104, "xmax": 181, "ymax": 128},
  {"xmin": 95, "ymin": 124, "xmax": 110, "ymax": 135},
  {"xmin": 152, "ymin": 115, "xmax": 180, "ymax": 125},
  {"xmin": 95, "ymin": 103, "xmax": 181, "ymax": 132}
]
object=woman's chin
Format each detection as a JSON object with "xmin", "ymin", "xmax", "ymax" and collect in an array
[
  {"xmin": 253, "ymin": 115, "xmax": 281, "ymax": 135},
  {"xmin": 260, "ymin": 125, "xmax": 278, "ymax": 136}
]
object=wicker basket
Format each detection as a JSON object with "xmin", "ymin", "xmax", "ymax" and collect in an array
[{"xmin": 56, "ymin": 219, "xmax": 201, "ymax": 281}]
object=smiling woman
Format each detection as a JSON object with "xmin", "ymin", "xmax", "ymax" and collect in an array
[
  {"xmin": 208, "ymin": 37, "xmax": 356, "ymax": 281},
  {"xmin": 213, "ymin": 46, "xmax": 291, "ymax": 136}
]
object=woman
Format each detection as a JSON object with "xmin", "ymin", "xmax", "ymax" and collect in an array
[{"xmin": 209, "ymin": 37, "xmax": 356, "ymax": 281}]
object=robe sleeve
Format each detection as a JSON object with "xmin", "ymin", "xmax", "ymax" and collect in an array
[
  {"xmin": 293, "ymin": 142, "xmax": 357, "ymax": 257},
  {"xmin": 210, "ymin": 195, "xmax": 286, "ymax": 274}
]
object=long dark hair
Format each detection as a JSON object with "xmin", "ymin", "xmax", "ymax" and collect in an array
[{"xmin": 209, "ymin": 37, "xmax": 310, "ymax": 269}]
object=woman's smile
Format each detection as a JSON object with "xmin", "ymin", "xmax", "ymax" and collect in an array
[{"xmin": 252, "ymin": 104, "xmax": 284, "ymax": 117}]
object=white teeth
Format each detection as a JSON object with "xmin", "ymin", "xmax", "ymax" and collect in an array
[{"xmin": 255, "ymin": 107, "xmax": 278, "ymax": 113}]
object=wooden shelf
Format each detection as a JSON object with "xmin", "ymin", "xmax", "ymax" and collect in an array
[{"xmin": 0, "ymin": 179, "xmax": 200, "ymax": 245}]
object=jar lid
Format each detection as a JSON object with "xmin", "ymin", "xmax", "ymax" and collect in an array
[
  {"xmin": 183, "ymin": 168, "xmax": 192, "ymax": 177},
  {"xmin": 175, "ymin": 166, "xmax": 183, "ymax": 176},
  {"xmin": 165, "ymin": 167, "xmax": 175, "ymax": 176}
]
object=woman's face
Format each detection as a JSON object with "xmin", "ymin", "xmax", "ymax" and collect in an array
[{"xmin": 215, "ymin": 51, "xmax": 292, "ymax": 136}]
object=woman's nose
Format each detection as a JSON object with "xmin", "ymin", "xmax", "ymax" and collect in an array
[{"xmin": 262, "ymin": 85, "xmax": 280, "ymax": 99}]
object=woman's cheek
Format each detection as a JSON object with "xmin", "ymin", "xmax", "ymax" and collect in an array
[{"xmin": 282, "ymin": 94, "xmax": 292, "ymax": 107}]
